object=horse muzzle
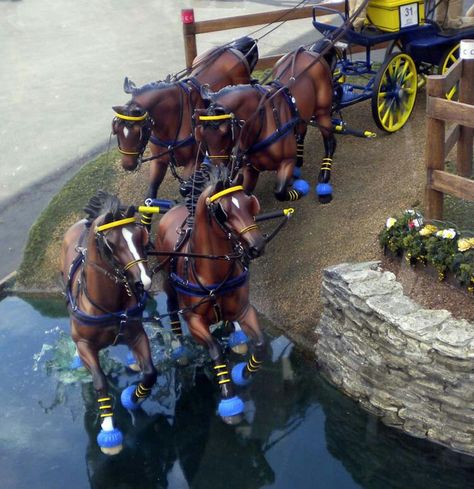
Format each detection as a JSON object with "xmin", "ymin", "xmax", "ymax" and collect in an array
[{"xmin": 120, "ymin": 153, "xmax": 140, "ymax": 171}]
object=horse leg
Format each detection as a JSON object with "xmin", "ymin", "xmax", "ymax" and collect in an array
[
  {"xmin": 120, "ymin": 329, "xmax": 158, "ymax": 411},
  {"xmin": 315, "ymin": 113, "xmax": 337, "ymax": 204},
  {"xmin": 186, "ymin": 313, "xmax": 244, "ymax": 425},
  {"xmin": 75, "ymin": 340, "xmax": 123, "ymax": 455},
  {"xmin": 231, "ymin": 305, "xmax": 267, "ymax": 386},
  {"xmin": 147, "ymin": 161, "xmax": 168, "ymax": 200},
  {"xmin": 165, "ymin": 281, "xmax": 189, "ymax": 366},
  {"xmin": 294, "ymin": 124, "xmax": 308, "ymax": 179},
  {"xmin": 242, "ymin": 165, "xmax": 260, "ymax": 195},
  {"xmin": 274, "ymin": 159, "xmax": 309, "ymax": 201}
]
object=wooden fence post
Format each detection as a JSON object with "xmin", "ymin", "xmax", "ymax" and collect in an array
[
  {"xmin": 182, "ymin": 9, "xmax": 197, "ymax": 71},
  {"xmin": 457, "ymin": 40, "xmax": 474, "ymax": 178},
  {"xmin": 425, "ymin": 76, "xmax": 446, "ymax": 220}
]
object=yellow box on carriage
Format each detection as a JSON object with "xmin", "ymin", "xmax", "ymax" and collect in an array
[{"xmin": 366, "ymin": 0, "xmax": 425, "ymax": 32}]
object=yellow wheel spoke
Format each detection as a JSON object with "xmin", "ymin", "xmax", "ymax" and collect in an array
[
  {"xmin": 446, "ymin": 85, "xmax": 457, "ymax": 100},
  {"xmin": 448, "ymin": 53, "xmax": 457, "ymax": 64}
]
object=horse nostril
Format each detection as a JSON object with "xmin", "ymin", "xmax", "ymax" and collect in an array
[{"xmin": 121, "ymin": 156, "xmax": 139, "ymax": 171}]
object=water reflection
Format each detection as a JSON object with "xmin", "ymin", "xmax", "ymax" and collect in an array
[{"xmin": 2, "ymin": 295, "xmax": 474, "ymax": 489}]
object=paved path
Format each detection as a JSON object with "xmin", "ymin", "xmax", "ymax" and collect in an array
[{"xmin": 0, "ymin": 0, "xmax": 317, "ymax": 279}]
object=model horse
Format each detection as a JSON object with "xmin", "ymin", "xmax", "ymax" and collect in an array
[
  {"xmin": 154, "ymin": 166, "xmax": 266, "ymax": 424},
  {"xmin": 112, "ymin": 36, "xmax": 259, "ymax": 204},
  {"xmin": 60, "ymin": 191, "xmax": 157, "ymax": 455},
  {"xmin": 194, "ymin": 42, "xmax": 337, "ymax": 203}
]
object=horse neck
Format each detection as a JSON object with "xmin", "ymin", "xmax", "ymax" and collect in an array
[
  {"xmin": 81, "ymin": 230, "xmax": 125, "ymax": 312},
  {"xmin": 189, "ymin": 196, "xmax": 236, "ymax": 281}
]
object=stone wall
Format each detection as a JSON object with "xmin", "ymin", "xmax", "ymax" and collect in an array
[{"xmin": 315, "ymin": 261, "xmax": 474, "ymax": 456}]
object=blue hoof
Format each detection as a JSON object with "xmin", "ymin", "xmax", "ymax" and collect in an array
[
  {"xmin": 70, "ymin": 355, "xmax": 84, "ymax": 370},
  {"xmin": 293, "ymin": 166, "xmax": 302, "ymax": 179},
  {"xmin": 121, "ymin": 385, "xmax": 141, "ymax": 411},
  {"xmin": 218, "ymin": 396, "xmax": 244, "ymax": 418},
  {"xmin": 292, "ymin": 179, "xmax": 310, "ymax": 196},
  {"xmin": 228, "ymin": 330, "xmax": 249, "ymax": 349},
  {"xmin": 232, "ymin": 362, "xmax": 252, "ymax": 386},
  {"xmin": 97, "ymin": 428, "xmax": 123, "ymax": 454},
  {"xmin": 126, "ymin": 350, "xmax": 136, "ymax": 366},
  {"xmin": 316, "ymin": 182, "xmax": 333, "ymax": 197}
]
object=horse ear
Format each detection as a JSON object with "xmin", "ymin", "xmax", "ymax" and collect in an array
[
  {"xmin": 200, "ymin": 84, "xmax": 213, "ymax": 101},
  {"xmin": 233, "ymin": 172, "xmax": 244, "ymax": 186},
  {"xmin": 113, "ymin": 105, "xmax": 125, "ymax": 115},
  {"xmin": 214, "ymin": 180, "xmax": 225, "ymax": 195},
  {"xmin": 102, "ymin": 212, "xmax": 114, "ymax": 224},
  {"xmin": 123, "ymin": 77, "xmax": 137, "ymax": 94},
  {"xmin": 125, "ymin": 206, "xmax": 136, "ymax": 218}
]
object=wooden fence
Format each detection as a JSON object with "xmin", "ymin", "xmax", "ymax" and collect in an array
[
  {"xmin": 425, "ymin": 57, "xmax": 474, "ymax": 220},
  {"xmin": 180, "ymin": 3, "xmax": 346, "ymax": 71}
]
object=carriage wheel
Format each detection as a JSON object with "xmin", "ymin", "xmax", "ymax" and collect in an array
[
  {"xmin": 438, "ymin": 43, "xmax": 460, "ymax": 100},
  {"xmin": 371, "ymin": 52, "xmax": 418, "ymax": 133}
]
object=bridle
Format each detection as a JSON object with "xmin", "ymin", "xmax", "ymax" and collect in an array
[{"xmin": 113, "ymin": 111, "xmax": 152, "ymax": 162}]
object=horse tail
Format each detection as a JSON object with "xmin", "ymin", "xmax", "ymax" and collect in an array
[
  {"xmin": 229, "ymin": 36, "xmax": 259, "ymax": 73},
  {"xmin": 310, "ymin": 38, "xmax": 337, "ymax": 74}
]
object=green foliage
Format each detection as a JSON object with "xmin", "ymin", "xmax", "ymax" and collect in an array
[{"xmin": 379, "ymin": 210, "xmax": 474, "ymax": 292}]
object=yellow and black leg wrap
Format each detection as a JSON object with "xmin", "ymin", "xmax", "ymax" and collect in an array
[
  {"xmin": 319, "ymin": 157, "xmax": 332, "ymax": 182},
  {"xmin": 98, "ymin": 396, "xmax": 114, "ymax": 419},
  {"xmin": 170, "ymin": 319, "xmax": 183, "ymax": 337},
  {"xmin": 287, "ymin": 188, "xmax": 302, "ymax": 201},
  {"xmin": 296, "ymin": 143, "xmax": 305, "ymax": 168},
  {"xmin": 245, "ymin": 354, "xmax": 263, "ymax": 376},
  {"xmin": 140, "ymin": 212, "xmax": 153, "ymax": 228},
  {"xmin": 135, "ymin": 383, "xmax": 152, "ymax": 400},
  {"xmin": 214, "ymin": 363, "xmax": 232, "ymax": 394}
]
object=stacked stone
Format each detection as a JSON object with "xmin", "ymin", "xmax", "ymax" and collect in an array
[{"xmin": 315, "ymin": 261, "xmax": 474, "ymax": 456}]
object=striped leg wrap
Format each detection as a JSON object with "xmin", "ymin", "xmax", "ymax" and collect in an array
[
  {"xmin": 98, "ymin": 396, "xmax": 113, "ymax": 418},
  {"xmin": 288, "ymin": 189, "xmax": 302, "ymax": 201},
  {"xmin": 320, "ymin": 157, "xmax": 333, "ymax": 172},
  {"xmin": 296, "ymin": 143, "xmax": 304, "ymax": 158},
  {"xmin": 246, "ymin": 354, "xmax": 263, "ymax": 374},
  {"xmin": 214, "ymin": 363, "xmax": 231, "ymax": 386},
  {"xmin": 170, "ymin": 320, "xmax": 183, "ymax": 336},
  {"xmin": 135, "ymin": 383, "xmax": 152, "ymax": 399},
  {"xmin": 140, "ymin": 212, "xmax": 152, "ymax": 226}
]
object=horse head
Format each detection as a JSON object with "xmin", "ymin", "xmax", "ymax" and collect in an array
[
  {"xmin": 94, "ymin": 203, "xmax": 152, "ymax": 294},
  {"xmin": 112, "ymin": 96, "xmax": 152, "ymax": 171},
  {"xmin": 205, "ymin": 172, "xmax": 265, "ymax": 259}
]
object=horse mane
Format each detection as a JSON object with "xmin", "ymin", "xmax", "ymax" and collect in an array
[
  {"xmin": 83, "ymin": 190, "xmax": 122, "ymax": 224},
  {"xmin": 131, "ymin": 80, "xmax": 173, "ymax": 97}
]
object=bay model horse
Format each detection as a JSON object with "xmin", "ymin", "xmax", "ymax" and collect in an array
[
  {"xmin": 112, "ymin": 37, "xmax": 259, "ymax": 204},
  {"xmin": 155, "ymin": 166, "xmax": 266, "ymax": 425},
  {"xmin": 194, "ymin": 42, "xmax": 338, "ymax": 203},
  {"xmin": 60, "ymin": 191, "xmax": 157, "ymax": 455}
]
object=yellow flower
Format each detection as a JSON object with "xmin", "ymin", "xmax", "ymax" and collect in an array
[
  {"xmin": 419, "ymin": 224, "xmax": 437, "ymax": 236},
  {"xmin": 386, "ymin": 217, "xmax": 397, "ymax": 229},
  {"xmin": 458, "ymin": 237, "xmax": 474, "ymax": 252}
]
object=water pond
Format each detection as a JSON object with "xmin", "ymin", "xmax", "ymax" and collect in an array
[{"xmin": 0, "ymin": 294, "xmax": 473, "ymax": 489}]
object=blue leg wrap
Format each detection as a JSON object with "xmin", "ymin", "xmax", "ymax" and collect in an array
[
  {"xmin": 228, "ymin": 330, "xmax": 249, "ymax": 349},
  {"xmin": 218, "ymin": 396, "xmax": 244, "ymax": 418},
  {"xmin": 292, "ymin": 179, "xmax": 310, "ymax": 196},
  {"xmin": 121, "ymin": 385, "xmax": 142, "ymax": 411},
  {"xmin": 316, "ymin": 182, "xmax": 333, "ymax": 197},
  {"xmin": 97, "ymin": 428, "xmax": 123, "ymax": 451},
  {"xmin": 70, "ymin": 354, "xmax": 84, "ymax": 370},
  {"xmin": 293, "ymin": 166, "xmax": 302, "ymax": 179},
  {"xmin": 232, "ymin": 362, "xmax": 252, "ymax": 386}
]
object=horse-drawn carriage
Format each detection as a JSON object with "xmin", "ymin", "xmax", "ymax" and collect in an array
[{"xmin": 313, "ymin": 0, "xmax": 474, "ymax": 132}]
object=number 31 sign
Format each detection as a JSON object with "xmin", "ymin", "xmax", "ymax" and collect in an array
[{"xmin": 400, "ymin": 3, "xmax": 419, "ymax": 28}]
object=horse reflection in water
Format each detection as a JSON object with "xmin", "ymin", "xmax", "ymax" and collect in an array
[
  {"xmin": 194, "ymin": 42, "xmax": 338, "ymax": 203},
  {"xmin": 155, "ymin": 165, "xmax": 267, "ymax": 424},
  {"xmin": 60, "ymin": 191, "xmax": 157, "ymax": 455},
  {"xmin": 111, "ymin": 37, "xmax": 259, "ymax": 203}
]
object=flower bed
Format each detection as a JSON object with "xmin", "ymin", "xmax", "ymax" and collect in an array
[{"xmin": 379, "ymin": 210, "xmax": 474, "ymax": 293}]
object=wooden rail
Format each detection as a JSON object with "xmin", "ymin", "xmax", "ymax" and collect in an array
[
  {"xmin": 425, "ymin": 56, "xmax": 474, "ymax": 220},
  {"xmin": 181, "ymin": 2, "xmax": 346, "ymax": 70}
]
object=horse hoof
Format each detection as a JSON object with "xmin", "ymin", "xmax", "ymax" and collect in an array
[
  {"xmin": 125, "ymin": 351, "xmax": 140, "ymax": 372},
  {"xmin": 221, "ymin": 413, "xmax": 244, "ymax": 425},
  {"xmin": 121, "ymin": 385, "xmax": 142, "ymax": 411},
  {"xmin": 218, "ymin": 396, "xmax": 244, "ymax": 420},
  {"xmin": 70, "ymin": 355, "xmax": 84, "ymax": 370},
  {"xmin": 293, "ymin": 166, "xmax": 302, "ymax": 179},
  {"xmin": 228, "ymin": 330, "xmax": 249, "ymax": 355},
  {"xmin": 316, "ymin": 182, "xmax": 333, "ymax": 204},
  {"xmin": 292, "ymin": 179, "xmax": 310, "ymax": 197},
  {"xmin": 171, "ymin": 345, "xmax": 190, "ymax": 366},
  {"xmin": 231, "ymin": 362, "xmax": 252, "ymax": 386},
  {"xmin": 97, "ymin": 428, "xmax": 123, "ymax": 455}
]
